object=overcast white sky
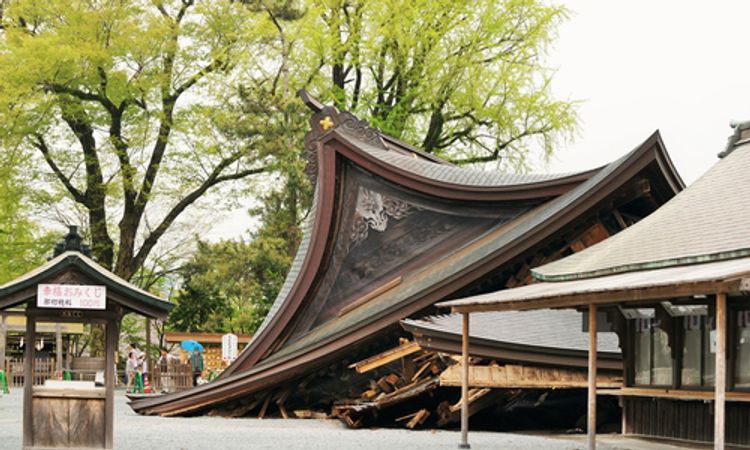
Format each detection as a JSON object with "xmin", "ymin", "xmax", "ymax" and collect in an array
[
  {"xmin": 209, "ymin": 1, "xmax": 750, "ymax": 240},
  {"xmin": 544, "ymin": 0, "xmax": 750, "ymax": 183}
]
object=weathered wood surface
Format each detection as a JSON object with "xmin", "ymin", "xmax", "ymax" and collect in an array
[
  {"xmin": 348, "ymin": 340, "xmax": 420, "ymax": 374},
  {"xmin": 599, "ymin": 387, "xmax": 750, "ymax": 402},
  {"xmin": 439, "ymin": 363, "xmax": 622, "ymax": 388},
  {"xmin": 69, "ymin": 398, "xmax": 105, "ymax": 448},
  {"xmin": 32, "ymin": 397, "xmax": 68, "ymax": 448},
  {"xmin": 588, "ymin": 303, "xmax": 597, "ymax": 450},
  {"xmin": 622, "ymin": 397, "xmax": 750, "ymax": 447},
  {"xmin": 31, "ymin": 394, "xmax": 105, "ymax": 448}
]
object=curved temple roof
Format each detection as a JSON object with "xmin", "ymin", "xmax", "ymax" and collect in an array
[{"xmin": 130, "ymin": 97, "xmax": 682, "ymax": 416}]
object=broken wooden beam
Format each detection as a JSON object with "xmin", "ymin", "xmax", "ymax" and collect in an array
[
  {"xmin": 439, "ymin": 363, "xmax": 622, "ymax": 389},
  {"xmin": 406, "ymin": 408, "xmax": 430, "ymax": 429},
  {"xmin": 348, "ymin": 340, "xmax": 421, "ymax": 374}
]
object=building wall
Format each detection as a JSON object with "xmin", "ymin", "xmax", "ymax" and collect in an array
[{"xmin": 623, "ymin": 397, "xmax": 750, "ymax": 447}]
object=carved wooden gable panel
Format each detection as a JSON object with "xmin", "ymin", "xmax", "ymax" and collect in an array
[{"xmin": 287, "ymin": 163, "xmax": 532, "ymax": 340}]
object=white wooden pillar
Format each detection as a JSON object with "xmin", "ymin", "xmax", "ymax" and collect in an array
[
  {"xmin": 715, "ymin": 292, "xmax": 727, "ymax": 450},
  {"xmin": 460, "ymin": 312, "xmax": 470, "ymax": 449},
  {"xmin": 588, "ymin": 304, "xmax": 597, "ymax": 450}
]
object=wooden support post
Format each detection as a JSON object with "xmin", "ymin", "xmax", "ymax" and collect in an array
[
  {"xmin": 56, "ymin": 322, "xmax": 63, "ymax": 374},
  {"xmin": 23, "ymin": 313, "xmax": 36, "ymax": 448},
  {"xmin": 0, "ymin": 313, "xmax": 6, "ymax": 374},
  {"xmin": 145, "ymin": 317, "xmax": 152, "ymax": 380},
  {"xmin": 104, "ymin": 319, "xmax": 119, "ymax": 449},
  {"xmin": 715, "ymin": 292, "xmax": 727, "ymax": 450},
  {"xmin": 460, "ymin": 312, "xmax": 470, "ymax": 449},
  {"xmin": 588, "ymin": 304, "xmax": 597, "ymax": 450}
]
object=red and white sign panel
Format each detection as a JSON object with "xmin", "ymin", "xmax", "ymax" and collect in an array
[{"xmin": 37, "ymin": 284, "xmax": 107, "ymax": 310}]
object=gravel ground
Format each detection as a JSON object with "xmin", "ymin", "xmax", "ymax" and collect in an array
[{"xmin": 0, "ymin": 390, "xmax": 693, "ymax": 450}]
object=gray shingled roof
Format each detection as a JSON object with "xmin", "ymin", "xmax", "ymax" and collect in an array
[
  {"xmin": 350, "ymin": 134, "xmax": 589, "ymax": 187},
  {"xmin": 402, "ymin": 310, "xmax": 620, "ymax": 354},
  {"xmin": 534, "ymin": 142, "xmax": 750, "ymax": 281},
  {"xmin": 439, "ymin": 256, "xmax": 750, "ymax": 311}
]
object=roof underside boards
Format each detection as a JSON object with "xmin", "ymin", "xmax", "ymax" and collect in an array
[
  {"xmin": 439, "ymin": 256, "xmax": 750, "ymax": 313},
  {"xmin": 0, "ymin": 251, "xmax": 172, "ymax": 319},
  {"xmin": 402, "ymin": 310, "xmax": 620, "ymax": 354},
  {"xmin": 130, "ymin": 130, "xmax": 681, "ymax": 416},
  {"xmin": 534, "ymin": 143, "xmax": 750, "ymax": 282}
]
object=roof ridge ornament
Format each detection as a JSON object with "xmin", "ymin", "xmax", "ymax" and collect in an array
[
  {"xmin": 301, "ymin": 91, "xmax": 388, "ymax": 184},
  {"xmin": 52, "ymin": 225, "xmax": 92, "ymax": 258},
  {"xmin": 720, "ymin": 120, "xmax": 750, "ymax": 158}
]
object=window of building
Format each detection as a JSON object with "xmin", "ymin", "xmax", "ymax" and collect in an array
[
  {"xmin": 681, "ymin": 315, "xmax": 714, "ymax": 387},
  {"xmin": 633, "ymin": 318, "xmax": 673, "ymax": 386},
  {"xmin": 735, "ymin": 310, "xmax": 750, "ymax": 388}
]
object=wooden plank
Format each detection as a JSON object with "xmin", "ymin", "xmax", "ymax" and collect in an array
[
  {"xmin": 293, "ymin": 410, "xmax": 327, "ymax": 419},
  {"xmin": 348, "ymin": 340, "xmax": 420, "ymax": 374},
  {"xmin": 598, "ymin": 387, "xmax": 750, "ymax": 403},
  {"xmin": 69, "ymin": 398, "xmax": 105, "ymax": 448},
  {"xmin": 588, "ymin": 303, "xmax": 597, "ymax": 450},
  {"xmin": 406, "ymin": 409, "xmax": 429, "ymax": 429},
  {"xmin": 257, "ymin": 396, "xmax": 270, "ymax": 419},
  {"xmin": 439, "ymin": 363, "xmax": 622, "ymax": 388},
  {"xmin": 32, "ymin": 397, "xmax": 69, "ymax": 447},
  {"xmin": 716, "ymin": 292, "xmax": 727, "ymax": 450},
  {"xmin": 411, "ymin": 360, "xmax": 433, "ymax": 382}
]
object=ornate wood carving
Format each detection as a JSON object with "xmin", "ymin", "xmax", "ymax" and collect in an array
[{"xmin": 303, "ymin": 106, "xmax": 388, "ymax": 184}]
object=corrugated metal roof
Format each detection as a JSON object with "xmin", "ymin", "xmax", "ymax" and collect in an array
[
  {"xmin": 402, "ymin": 310, "xmax": 620, "ymax": 354},
  {"xmin": 439, "ymin": 256, "xmax": 750, "ymax": 312},
  {"xmin": 534, "ymin": 143, "xmax": 750, "ymax": 281}
]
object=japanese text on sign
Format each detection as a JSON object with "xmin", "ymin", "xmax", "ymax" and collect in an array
[
  {"xmin": 37, "ymin": 284, "xmax": 107, "ymax": 310},
  {"xmin": 222, "ymin": 333, "xmax": 238, "ymax": 361}
]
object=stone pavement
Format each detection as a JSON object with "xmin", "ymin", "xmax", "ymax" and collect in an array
[{"xmin": 0, "ymin": 389, "xmax": 702, "ymax": 449}]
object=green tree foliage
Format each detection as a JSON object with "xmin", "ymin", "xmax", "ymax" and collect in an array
[
  {"xmin": 169, "ymin": 234, "xmax": 291, "ymax": 334},
  {"xmin": 0, "ymin": 150, "xmax": 54, "ymax": 284},
  {"xmin": 169, "ymin": 0, "xmax": 577, "ymax": 332},
  {"xmin": 0, "ymin": 0, "xmax": 279, "ymax": 279},
  {"xmin": 297, "ymin": 0, "xmax": 576, "ymax": 167}
]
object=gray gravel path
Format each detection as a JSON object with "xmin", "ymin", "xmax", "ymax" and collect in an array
[{"xmin": 0, "ymin": 390, "xmax": 691, "ymax": 449}]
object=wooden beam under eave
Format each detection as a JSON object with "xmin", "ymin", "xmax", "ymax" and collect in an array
[{"xmin": 449, "ymin": 277, "xmax": 748, "ymax": 314}]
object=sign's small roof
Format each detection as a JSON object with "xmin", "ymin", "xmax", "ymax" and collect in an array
[{"xmin": 0, "ymin": 251, "xmax": 172, "ymax": 319}]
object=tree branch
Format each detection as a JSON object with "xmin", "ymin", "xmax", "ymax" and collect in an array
[
  {"xmin": 33, "ymin": 134, "xmax": 87, "ymax": 205},
  {"xmin": 128, "ymin": 164, "xmax": 268, "ymax": 278}
]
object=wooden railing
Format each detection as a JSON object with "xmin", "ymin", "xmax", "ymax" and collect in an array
[
  {"xmin": 4, "ymin": 357, "xmax": 56, "ymax": 387},
  {"xmin": 152, "ymin": 361, "xmax": 193, "ymax": 393}
]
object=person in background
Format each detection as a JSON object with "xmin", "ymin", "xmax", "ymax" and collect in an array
[
  {"xmin": 157, "ymin": 348, "xmax": 177, "ymax": 393},
  {"xmin": 189, "ymin": 349, "xmax": 203, "ymax": 386},
  {"xmin": 125, "ymin": 351, "xmax": 138, "ymax": 393}
]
